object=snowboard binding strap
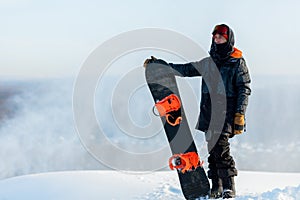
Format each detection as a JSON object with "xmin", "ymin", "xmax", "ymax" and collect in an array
[
  {"xmin": 154, "ymin": 94, "xmax": 182, "ymax": 126},
  {"xmin": 169, "ymin": 152, "xmax": 204, "ymax": 174}
]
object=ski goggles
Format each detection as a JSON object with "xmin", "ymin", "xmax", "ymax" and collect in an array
[{"xmin": 212, "ymin": 25, "xmax": 228, "ymax": 40}]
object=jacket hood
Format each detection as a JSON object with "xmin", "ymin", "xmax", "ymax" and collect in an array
[
  {"xmin": 225, "ymin": 24, "xmax": 235, "ymax": 47},
  {"xmin": 209, "ymin": 24, "xmax": 236, "ymax": 62}
]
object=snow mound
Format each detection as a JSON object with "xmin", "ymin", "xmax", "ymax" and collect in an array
[{"xmin": 0, "ymin": 170, "xmax": 299, "ymax": 200}]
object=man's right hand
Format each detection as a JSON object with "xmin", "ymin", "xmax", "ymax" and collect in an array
[
  {"xmin": 233, "ymin": 113, "xmax": 245, "ymax": 135},
  {"xmin": 143, "ymin": 56, "xmax": 157, "ymax": 68}
]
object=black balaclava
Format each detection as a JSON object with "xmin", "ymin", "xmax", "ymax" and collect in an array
[{"xmin": 209, "ymin": 24, "xmax": 235, "ymax": 64}]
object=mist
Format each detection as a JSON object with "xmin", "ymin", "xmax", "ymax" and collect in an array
[
  {"xmin": 0, "ymin": 74, "xmax": 299, "ymax": 180},
  {"xmin": 0, "ymin": 79, "xmax": 102, "ymax": 179}
]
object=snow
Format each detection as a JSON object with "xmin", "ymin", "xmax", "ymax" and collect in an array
[{"xmin": 0, "ymin": 170, "xmax": 299, "ymax": 200}]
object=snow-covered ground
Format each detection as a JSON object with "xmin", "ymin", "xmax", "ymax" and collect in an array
[{"xmin": 0, "ymin": 170, "xmax": 299, "ymax": 200}]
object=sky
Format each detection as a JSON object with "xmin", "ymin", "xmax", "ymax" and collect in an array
[{"xmin": 1, "ymin": 0, "xmax": 300, "ymax": 78}]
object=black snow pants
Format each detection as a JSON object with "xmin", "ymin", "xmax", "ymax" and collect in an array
[{"xmin": 205, "ymin": 131, "xmax": 237, "ymax": 179}]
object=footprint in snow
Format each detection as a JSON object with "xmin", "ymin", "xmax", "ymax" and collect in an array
[{"xmin": 164, "ymin": 184, "xmax": 182, "ymax": 194}]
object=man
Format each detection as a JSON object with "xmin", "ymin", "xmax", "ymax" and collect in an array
[{"xmin": 144, "ymin": 24, "xmax": 251, "ymax": 199}]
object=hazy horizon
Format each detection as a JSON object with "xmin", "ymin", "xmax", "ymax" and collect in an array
[{"xmin": 0, "ymin": 75, "xmax": 299, "ymax": 180}]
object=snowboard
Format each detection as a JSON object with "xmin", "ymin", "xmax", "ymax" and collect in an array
[{"xmin": 145, "ymin": 59, "xmax": 210, "ymax": 200}]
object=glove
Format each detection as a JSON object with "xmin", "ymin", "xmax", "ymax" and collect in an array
[
  {"xmin": 143, "ymin": 56, "xmax": 157, "ymax": 68},
  {"xmin": 233, "ymin": 113, "xmax": 245, "ymax": 135}
]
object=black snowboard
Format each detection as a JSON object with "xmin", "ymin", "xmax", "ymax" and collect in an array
[{"xmin": 145, "ymin": 59, "xmax": 210, "ymax": 200}]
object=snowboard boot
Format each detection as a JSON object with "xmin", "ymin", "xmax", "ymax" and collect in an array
[
  {"xmin": 221, "ymin": 176, "xmax": 236, "ymax": 199},
  {"xmin": 210, "ymin": 177, "xmax": 223, "ymax": 199}
]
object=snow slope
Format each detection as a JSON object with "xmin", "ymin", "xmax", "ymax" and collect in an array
[{"xmin": 0, "ymin": 170, "xmax": 299, "ymax": 200}]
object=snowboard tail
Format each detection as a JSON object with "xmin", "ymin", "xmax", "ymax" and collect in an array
[
  {"xmin": 179, "ymin": 167, "xmax": 211, "ymax": 199},
  {"xmin": 145, "ymin": 60, "xmax": 210, "ymax": 199}
]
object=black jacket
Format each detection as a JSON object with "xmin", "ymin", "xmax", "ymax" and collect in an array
[{"xmin": 168, "ymin": 26, "xmax": 251, "ymax": 134}]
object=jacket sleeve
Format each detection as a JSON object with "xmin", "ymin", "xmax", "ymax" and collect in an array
[
  {"xmin": 168, "ymin": 61, "xmax": 203, "ymax": 77},
  {"xmin": 235, "ymin": 58, "xmax": 251, "ymax": 114}
]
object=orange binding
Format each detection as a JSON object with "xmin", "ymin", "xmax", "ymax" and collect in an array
[
  {"xmin": 169, "ymin": 152, "xmax": 204, "ymax": 173},
  {"xmin": 165, "ymin": 114, "xmax": 182, "ymax": 126},
  {"xmin": 154, "ymin": 94, "xmax": 182, "ymax": 126}
]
